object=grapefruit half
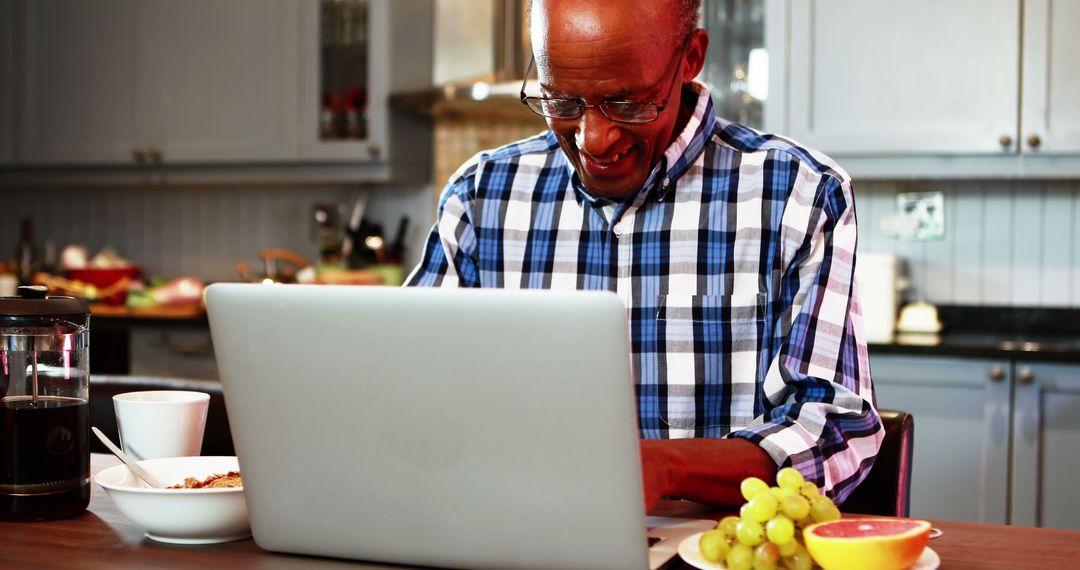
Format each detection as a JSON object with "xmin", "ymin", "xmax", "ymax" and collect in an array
[{"xmin": 803, "ymin": 518, "xmax": 931, "ymax": 570}]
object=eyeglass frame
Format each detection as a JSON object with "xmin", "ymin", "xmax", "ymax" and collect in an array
[{"xmin": 518, "ymin": 35, "xmax": 691, "ymax": 124}]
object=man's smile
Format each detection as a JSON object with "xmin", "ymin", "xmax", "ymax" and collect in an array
[
  {"xmin": 586, "ymin": 148, "xmax": 631, "ymax": 166},
  {"xmin": 579, "ymin": 145, "xmax": 639, "ymax": 179}
]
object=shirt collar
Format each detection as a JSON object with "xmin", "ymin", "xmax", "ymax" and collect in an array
[{"xmin": 562, "ymin": 80, "xmax": 716, "ymax": 205}]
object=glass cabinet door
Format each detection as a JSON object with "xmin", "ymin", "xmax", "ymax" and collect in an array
[
  {"xmin": 318, "ymin": 0, "xmax": 369, "ymax": 142},
  {"xmin": 300, "ymin": 0, "xmax": 384, "ymax": 162},
  {"xmin": 700, "ymin": 0, "xmax": 767, "ymax": 129}
]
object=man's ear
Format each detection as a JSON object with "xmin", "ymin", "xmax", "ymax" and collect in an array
[{"xmin": 683, "ymin": 28, "xmax": 709, "ymax": 82}]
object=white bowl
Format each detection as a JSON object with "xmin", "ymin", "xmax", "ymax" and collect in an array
[{"xmin": 95, "ymin": 456, "xmax": 250, "ymax": 544}]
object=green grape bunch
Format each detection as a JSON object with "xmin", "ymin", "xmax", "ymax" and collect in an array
[{"xmin": 697, "ymin": 468, "xmax": 841, "ymax": 570}]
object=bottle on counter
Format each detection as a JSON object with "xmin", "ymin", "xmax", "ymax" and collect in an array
[
  {"xmin": 345, "ymin": 86, "xmax": 367, "ymax": 140},
  {"xmin": 320, "ymin": 93, "xmax": 338, "ymax": 139},
  {"xmin": 344, "ymin": 89, "xmax": 361, "ymax": 139},
  {"xmin": 40, "ymin": 240, "xmax": 60, "ymax": 276},
  {"xmin": 15, "ymin": 218, "xmax": 36, "ymax": 287}
]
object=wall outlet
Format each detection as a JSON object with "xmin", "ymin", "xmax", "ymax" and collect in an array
[{"xmin": 895, "ymin": 191, "xmax": 945, "ymax": 241}]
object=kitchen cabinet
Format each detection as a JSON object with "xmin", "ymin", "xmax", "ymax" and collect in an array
[
  {"xmin": 14, "ymin": 0, "xmax": 297, "ymax": 165},
  {"xmin": 700, "ymin": 0, "xmax": 770, "ymax": 130},
  {"xmin": 298, "ymin": 0, "xmax": 433, "ymax": 174},
  {"xmin": 129, "ymin": 324, "xmax": 219, "ymax": 381},
  {"xmin": 870, "ymin": 355, "xmax": 1011, "ymax": 524},
  {"xmin": 7, "ymin": 0, "xmax": 432, "ymax": 178},
  {"xmin": 767, "ymin": 0, "xmax": 1080, "ymax": 177},
  {"xmin": 145, "ymin": 0, "xmax": 299, "ymax": 163},
  {"xmin": 90, "ymin": 316, "xmax": 219, "ymax": 381},
  {"xmin": 785, "ymin": 0, "xmax": 1019, "ymax": 156},
  {"xmin": 1020, "ymin": 0, "xmax": 1080, "ymax": 156},
  {"xmin": 1011, "ymin": 363, "xmax": 1080, "ymax": 531},
  {"xmin": 871, "ymin": 353, "xmax": 1080, "ymax": 530},
  {"xmin": 14, "ymin": 0, "xmax": 144, "ymax": 165}
]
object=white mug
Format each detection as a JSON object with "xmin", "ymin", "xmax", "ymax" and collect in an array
[{"xmin": 113, "ymin": 391, "xmax": 210, "ymax": 461}]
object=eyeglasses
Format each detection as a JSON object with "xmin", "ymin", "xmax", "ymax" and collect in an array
[{"xmin": 519, "ymin": 38, "xmax": 689, "ymax": 124}]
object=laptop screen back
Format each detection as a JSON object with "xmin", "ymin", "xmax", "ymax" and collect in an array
[{"xmin": 205, "ymin": 284, "xmax": 649, "ymax": 570}]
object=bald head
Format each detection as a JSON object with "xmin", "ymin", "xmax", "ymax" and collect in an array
[
  {"xmin": 531, "ymin": 0, "xmax": 699, "ymax": 67},
  {"xmin": 529, "ymin": 0, "xmax": 700, "ymax": 54}
]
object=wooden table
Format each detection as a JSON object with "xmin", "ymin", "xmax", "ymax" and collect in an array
[{"xmin": 1, "ymin": 455, "xmax": 1077, "ymax": 569}]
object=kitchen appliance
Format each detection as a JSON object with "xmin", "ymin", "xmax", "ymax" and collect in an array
[
  {"xmin": 897, "ymin": 300, "xmax": 944, "ymax": 334},
  {"xmin": 855, "ymin": 252, "xmax": 905, "ymax": 343},
  {"xmin": 390, "ymin": 0, "xmax": 533, "ymax": 116},
  {"xmin": 0, "ymin": 286, "xmax": 91, "ymax": 521}
]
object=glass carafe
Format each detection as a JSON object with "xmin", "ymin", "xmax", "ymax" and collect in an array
[{"xmin": 1, "ymin": 286, "xmax": 90, "ymax": 521}]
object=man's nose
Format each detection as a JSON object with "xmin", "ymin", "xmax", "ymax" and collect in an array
[{"xmin": 575, "ymin": 107, "xmax": 621, "ymax": 156}]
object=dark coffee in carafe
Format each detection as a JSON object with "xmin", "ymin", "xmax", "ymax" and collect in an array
[{"xmin": 0, "ymin": 287, "xmax": 90, "ymax": 521}]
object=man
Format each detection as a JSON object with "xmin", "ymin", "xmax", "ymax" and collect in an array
[{"xmin": 408, "ymin": 0, "xmax": 882, "ymax": 510}]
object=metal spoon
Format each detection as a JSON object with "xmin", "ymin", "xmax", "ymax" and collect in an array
[{"xmin": 91, "ymin": 427, "xmax": 165, "ymax": 489}]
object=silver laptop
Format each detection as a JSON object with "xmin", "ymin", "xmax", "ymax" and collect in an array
[{"xmin": 205, "ymin": 284, "xmax": 712, "ymax": 570}]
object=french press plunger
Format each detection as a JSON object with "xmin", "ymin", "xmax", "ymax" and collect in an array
[{"xmin": 0, "ymin": 286, "xmax": 90, "ymax": 521}]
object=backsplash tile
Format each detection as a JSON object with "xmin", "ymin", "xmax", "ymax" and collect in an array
[
  {"xmin": 433, "ymin": 116, "xmax": 546, "ymax": 195},
  {"xmin": 2, "ymin": 161, "xmax": 1076, "ymax": 309},
  {"xmin": 0, "ymin": 184, "xmax": 434, "ymax": 282},
  {"xmin": 855, "ymin": 180, "xmax": 1080, "ymax": 308}
]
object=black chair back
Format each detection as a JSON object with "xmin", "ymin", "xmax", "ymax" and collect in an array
[{"xmin": 841, "ymin": 409, "xmax": 914, "ymax": 517}]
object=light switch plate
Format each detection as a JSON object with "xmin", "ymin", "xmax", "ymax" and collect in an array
[{"xmin": 895, "ymin": 191, "xmax": 945, "ymax": 241}]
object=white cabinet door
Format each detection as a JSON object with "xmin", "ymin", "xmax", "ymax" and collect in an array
[
  {"xmin": 1011, "ymin": 362, "xmax": 1080, "ymax": 530},
  {"xmin": 869, "ymin": 355, "xmax": 1011, "ymax": 524},
  {"xmin": 15, "ymin": 0, "xmax": 147, "ymax": 165},
  {"xmin": 787, "ymin": 0, "xmax": 1020, "ymax": 155},
  {"xmin": 1021, "ymin": 0, "xmax": 1080, "ymax": 155},
  {"xmin": 147, "ymin": 0, "xmax": 298, "ymax": 163}
]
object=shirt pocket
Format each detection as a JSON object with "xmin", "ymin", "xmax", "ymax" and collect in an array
[{"xmin": 652, "ymin": 292, "xmax": 767, "ymax": 434}]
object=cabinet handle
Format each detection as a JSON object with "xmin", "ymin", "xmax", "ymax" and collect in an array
[
  {"xmin": 368, "ymin": 144, "xmax": 381, "ymax": 158},
  {"xmin": 998, "ymin": 134, "xmax": 1013, "ymax": 149},
  {"xmin": 989, "ymin": 365, "xmax": 1006, "ymax": 382},
  {"xmin": 1017, "ymin": 366, "xmax": 1034, "ymax": 385},
  {"xmin": 133, "ymin": 149, "xmax": 147, "ymax": 164},
  {"xmin": 148, "ymin": 147, "xmax": 163, "ymax": 164},
  {"xmin": 158, "ymin": 331, "xmax": 213, "ymax": 355},
  {"xmin": 1026, "ymin": 134, "xmax": 1042, "ymax": 149}
]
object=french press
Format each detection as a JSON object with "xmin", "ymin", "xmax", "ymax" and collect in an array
[{"xmin": 0, "ymin": 286, "xmax": 90, "ymax": 521}]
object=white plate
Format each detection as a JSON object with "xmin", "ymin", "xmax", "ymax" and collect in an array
[{"xmin": 677, "ymin": 531, "xmax": 941, "ymax": 570}]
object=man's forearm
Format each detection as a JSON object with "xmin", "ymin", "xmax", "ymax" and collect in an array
[{"xmin": 640, "ymin": 438, "xmax": 778, "ymax": 510}]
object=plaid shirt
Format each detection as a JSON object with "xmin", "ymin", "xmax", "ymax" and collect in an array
[{"xmin": 407, "ymin": 82, "xmax": 882, "ymax": 502}]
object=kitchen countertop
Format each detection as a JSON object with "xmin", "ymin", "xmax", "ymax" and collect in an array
[
  {"xmin": 869, "ymin": 305, "xmax": 1080, "ymax": 363},
  {"xmin": 870, "ymin": 332, "xmax": 1080, "ymax": 362},
  {"xmin": 85, "ymin": 301, "xmax": 1080, "ymax": 362},
  {"xmin": 89, "ymin": 303, "xmax": 206, "ymax": 322}
]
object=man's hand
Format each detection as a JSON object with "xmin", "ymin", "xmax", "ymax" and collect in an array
[{"xmin": 639, "ymin": 438, "xmax": 779, "ymax": 512}]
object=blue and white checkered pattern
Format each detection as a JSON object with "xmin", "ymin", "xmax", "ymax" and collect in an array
[{"xmin": 407, "ymin": 82, "xmax": 882, "ymax": 502}]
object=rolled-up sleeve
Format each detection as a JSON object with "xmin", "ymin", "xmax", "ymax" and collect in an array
[
  {"xmin": 727, "ymin": 173, "xmax": 882, "ymax": 503},
  {"xmin": 405, "ymin": 170, "xmax": 481, "ymax": 288}
]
